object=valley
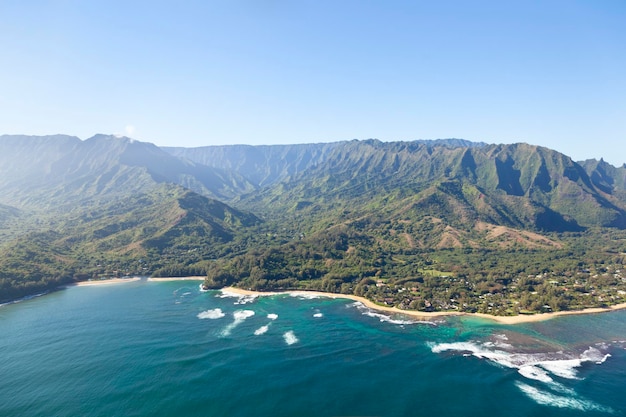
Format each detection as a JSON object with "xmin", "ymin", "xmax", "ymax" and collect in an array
[{"xmin": 2, "ymin": 135, "xmax": 626, "ymax": 315}]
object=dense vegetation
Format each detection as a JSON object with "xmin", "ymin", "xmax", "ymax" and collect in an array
[
  {"xmin": 201, "ymin": 220, "xmax": 626, "ymax": 315},
  {"xmin": 2, "ymin": 135, "xmax": 626, "ymax": 316}
]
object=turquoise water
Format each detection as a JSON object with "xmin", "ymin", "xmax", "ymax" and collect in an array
[{"xmin": 1, "ymin": 280, "xmax": 625, "ymax": 417}]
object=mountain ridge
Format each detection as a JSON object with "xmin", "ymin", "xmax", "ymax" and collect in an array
[{"xmin": 2, "ymin": 134, "xmax": 626, "ymax": 314}]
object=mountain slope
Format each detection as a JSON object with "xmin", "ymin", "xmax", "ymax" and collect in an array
[
  {"xmin": 0, "ymin": 134, "xmax": 253, "ymax": 210},
  {"xmin": 2, "ymin": 134, "xmax": 626, "ymax": 314},
  {"xmin": 235, "ymin": 140, "xmax": 626, "ymax": 234},
  {"xmin": 580, "ymin": 158, "xmax": 626, "ymax": 203},
  {"xmin": 163, "ymin": 142, "xmax": 343, "ymax": 188},
  {"xmin": 163, "ymin": 139, "xmax": 489, "ymax": 189},
  {"xmin": 0, "ymin": 183, "xmax": 260, "ymax": 303}
]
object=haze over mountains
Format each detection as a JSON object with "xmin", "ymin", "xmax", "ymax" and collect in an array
[{"xmin": 1, "ymin": 133, "xmax": 626, "ymax": 303}]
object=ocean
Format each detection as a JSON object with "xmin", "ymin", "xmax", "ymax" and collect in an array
[{"xmin": 1, "ymin": 279, "xmax": 625, "ymax": 417}]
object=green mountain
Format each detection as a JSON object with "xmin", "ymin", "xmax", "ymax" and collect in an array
[
  {"xmin": 166, "ymin": 139, "xmax": 626, "ymax": 314},
  {"xmin": 163, "ymin": 142, "xmax": 343, "ymax": 188},
  {"xmin": 580, "ymin": 158, "xmax": 626, "ymax": 203},
  {"xmin": 165, "ymin": 139, "xmax": 626, "ymax": 231},
  {"xmin": 0, "ymin": 134, "xmax": 254, "ymax": 210},
  {"xmin": 0, "ymin": 183, "xmax": 259, "ymax": 303},
  {"xmin": 228, "ymin": 140, "xmax": 625, "ymax": 234},
  {"xmin": 2, "ymin": 135, "xmax": 626, "ymax": 315},
  {"xmin": 0, "ymin": 135, "xmax": 260, "ymax": 303}
]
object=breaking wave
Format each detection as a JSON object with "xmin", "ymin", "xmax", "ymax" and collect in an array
[
  {"xmin": 0, "ymin": 292, "xmax": 48, "ymax": 307},
  {"xmin": 217, "ymin": 290, "xmax": 258, "ymax": 305},
  {"xmin": 233, "ymin": 295, "xmax": 257, "ymax": 305},
  {"xmin": 283, "ymin": 331, "xmax": 299, "ymax": 345},
  {"xmin": 254, "ymin": 314, "xmax": 278, "ymax": 335},
  {"xmin": 173, "ymin": 286, "xmax": 200, "ymax": 305},
  {"xmin": 197, "ymin": 308, "xmax": 225, "ymax": 319},
  {"xmin": 429, "ymin": 341, "xmax": 610, "ymax": 383},
  {"xmin": 350, "ymin": 302, "xmax": 437, "ymax": 326},
  {"xmin": 233, "ymin": 310, "xmax": 255, "ymax": 320},
  {"xmin": 254, "ymin": 325, "xmax": 269, "ymax": 335},
  {"xmin": 220, "ymin": 310, "xmax": 255, "ymax": 336},
  {"xmin": 289, "ymin": 292, "xmax": 322, "ymax": 299},
  {"xmin": 429, "ymin": 339, "xmax": 614, "ymax": 411},
  {"xmin": 515, "ymin": 382, "xmax": 613, "ymax": 413}
]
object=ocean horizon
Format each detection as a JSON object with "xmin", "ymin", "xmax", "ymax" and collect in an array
[{"xmin": 1, "ymin": 279, "xmax": 625, "ymax": 416}]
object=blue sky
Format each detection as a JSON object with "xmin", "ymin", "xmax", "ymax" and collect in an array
[{"xmin": 1, "ymin": 0, "xmax": 624, "ymax": 164}]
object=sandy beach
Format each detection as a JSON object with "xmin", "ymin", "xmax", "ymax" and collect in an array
[
  {"xmin": 221, "ymin": 286, "xmax": 626, "ymax": 324},
  {"xmin": 146, "ymin": 276, "xmax": 206, "ymax": 282},
  {"xmin": 70, "ymin": 279, "xmax": 626, "ymax": 323},
  {"xmin": 72, "ymin": 277, "xmax": 142, "ymax": 286}
]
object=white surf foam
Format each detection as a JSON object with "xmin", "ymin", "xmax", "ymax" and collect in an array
[
  {"xmin": 431, "ymin": 340, "xmax": 615, "ymax": 412},
  {"xmin": 313, "ymin": 312, "xmax": 323, "ymax": 318},
  {"xmin": 289, "ymin": 292, "xmax": 322, "ymax": 299},
  {"xmin": 254, "ymin": 325, "xmax": 269, "ymax": 335},
  {"xmin": 216, "ymin": 290, "xmax": 258, "ymax": 305},
  {"xmin": 428, "ymin": 341, "xmax": 610, "ymax": 383},
  {"xmin": 362, "ymin": 310, "xmax": 419, "ymax": 325},
  {"xmin": 515, "ymin": 382, "xmax": 613, "ymax": 412},
  {"xmin": 518, "ymin": 365, "xmax": 553, "ymax": 383},
  {"xmin": 217, "ymin": 289, "xmax": 241, "ymax": 298},
  {"xmin": 429, "ymin": 341, "xmax": 518, "ymax": 367},
  {"xmin": 0, "ymin": 292, "xmax": 48, "ymax": 307},
  {"xmin": 234, "ymin": 295, "xmax": 257, "ymax": 305},
  {"xmin": 536, "ymin": 359, "xmax": 582, "ymax": 380},
  {"xmin": 581, "ymin": 346, "xmax": 611, "ymax": 364},
  {"xmin": 233, "ymin": 310, "xmax": 255, "ymax": 320},
  {"xmin": 197, "ymin": 308, "xmax": 225, "ymax": 319},
  {"xmin": 199, "ymin": 283, "xmax": 209, "ymax": 292},
  {"xmin": 253, "ymin": 314, "xmax": 277, "ymax": 335},
  {"xmin": 350, "ymin": 302, "xmax": 436, "ymax": 325},
  {"xmin": 488, "ymin": 334, "xmax": 514, "ymax": 350},
  {"xmin": 220, "ymin": 310, "xmax": 255, "ymax": 336},
  {"xmin": 283, "ymin": 330, "xmax": 299, "ymax": 345}
]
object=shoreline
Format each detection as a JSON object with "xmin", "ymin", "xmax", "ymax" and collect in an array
[
  {"xmin": 146, "ymin": 276, "xmax": 206, "ymax": 282},
  {"xmin": 70, "ymin": 277, "xmax": 142, "ymax": 287},
  {"xmin": 221, "ymin": 286, "xmax": 626, "ymax": 324},
  {"xmin": 64, "ymin": 278, "xmax": 626, "ymax": 324},
  {"xmin": 71, "ymin": 276, "xmax": 206, "ymax": 287}
]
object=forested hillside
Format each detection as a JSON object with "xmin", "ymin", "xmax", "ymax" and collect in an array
[{"xmin": 2, "ymin": 135, "xmax": 626, "ymax": 315}]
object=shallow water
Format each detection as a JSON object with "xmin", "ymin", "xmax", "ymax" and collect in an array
[{"xmin": 1, "ymin": 280, "xmax": 625, "ymax": 416}]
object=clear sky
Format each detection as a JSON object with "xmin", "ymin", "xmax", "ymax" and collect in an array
[{"xmin": 1, "ymin": 1, "xmax": 624, "ymax": 165}]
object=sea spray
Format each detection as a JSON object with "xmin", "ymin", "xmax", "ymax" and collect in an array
[
  {"xmin": 254, "ymin": 314, "xmax": 278, "ymax": 335},
  {"xmin": 254, "ymin": 325, "xmax": 269, "ymax": 335},
  {"xmin": 350, "ymin": 302, "xmax": 437, "ymax": 325},
  {"xmin": 197, "ymin": 308, "xmax": 225, "ymax": 319},
  {"xmin": 428, "ymin": 341, "xmax": 606, "ymax": 378},
  {"xmin": 289, "ymin": 292, "xmax": 322, "ymax": 299},
  {"xmin": 515, "ymin": 382, "xmax": 613, "ymax": 413},
  {"xmin": 429, "ymin": 340, "xmax": 616, "ymax": 411},
  {"xmin": 283, "ymin": 331, "xmax": 299, "ymax": 345},
  {"xmin": 3, "ymin": 282, "xmax": 626, "ymax": 417},
  {"xmin": 220, "ymin": 310, "xmax": 255, "ymax": 336},
  {"xmin": 217, "ymin": 290, "xmax": 258, "ymax": 305}
]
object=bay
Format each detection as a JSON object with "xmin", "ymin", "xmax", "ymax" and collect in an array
[{"xmin": 1, "ymin": 279, "xmax": 625, "ymax": 416}]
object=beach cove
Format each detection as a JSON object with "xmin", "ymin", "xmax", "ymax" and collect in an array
[
  {"xmin": 220, "ymin": 286, "xmax": 626, "ymax": 325},
  {"xmin": 2, "ymin": 278, "xmax": 626, "ymax": 416},
  {"xmin": 61, "ymin": 276, "xmax": 626, "ymax": 324}
]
